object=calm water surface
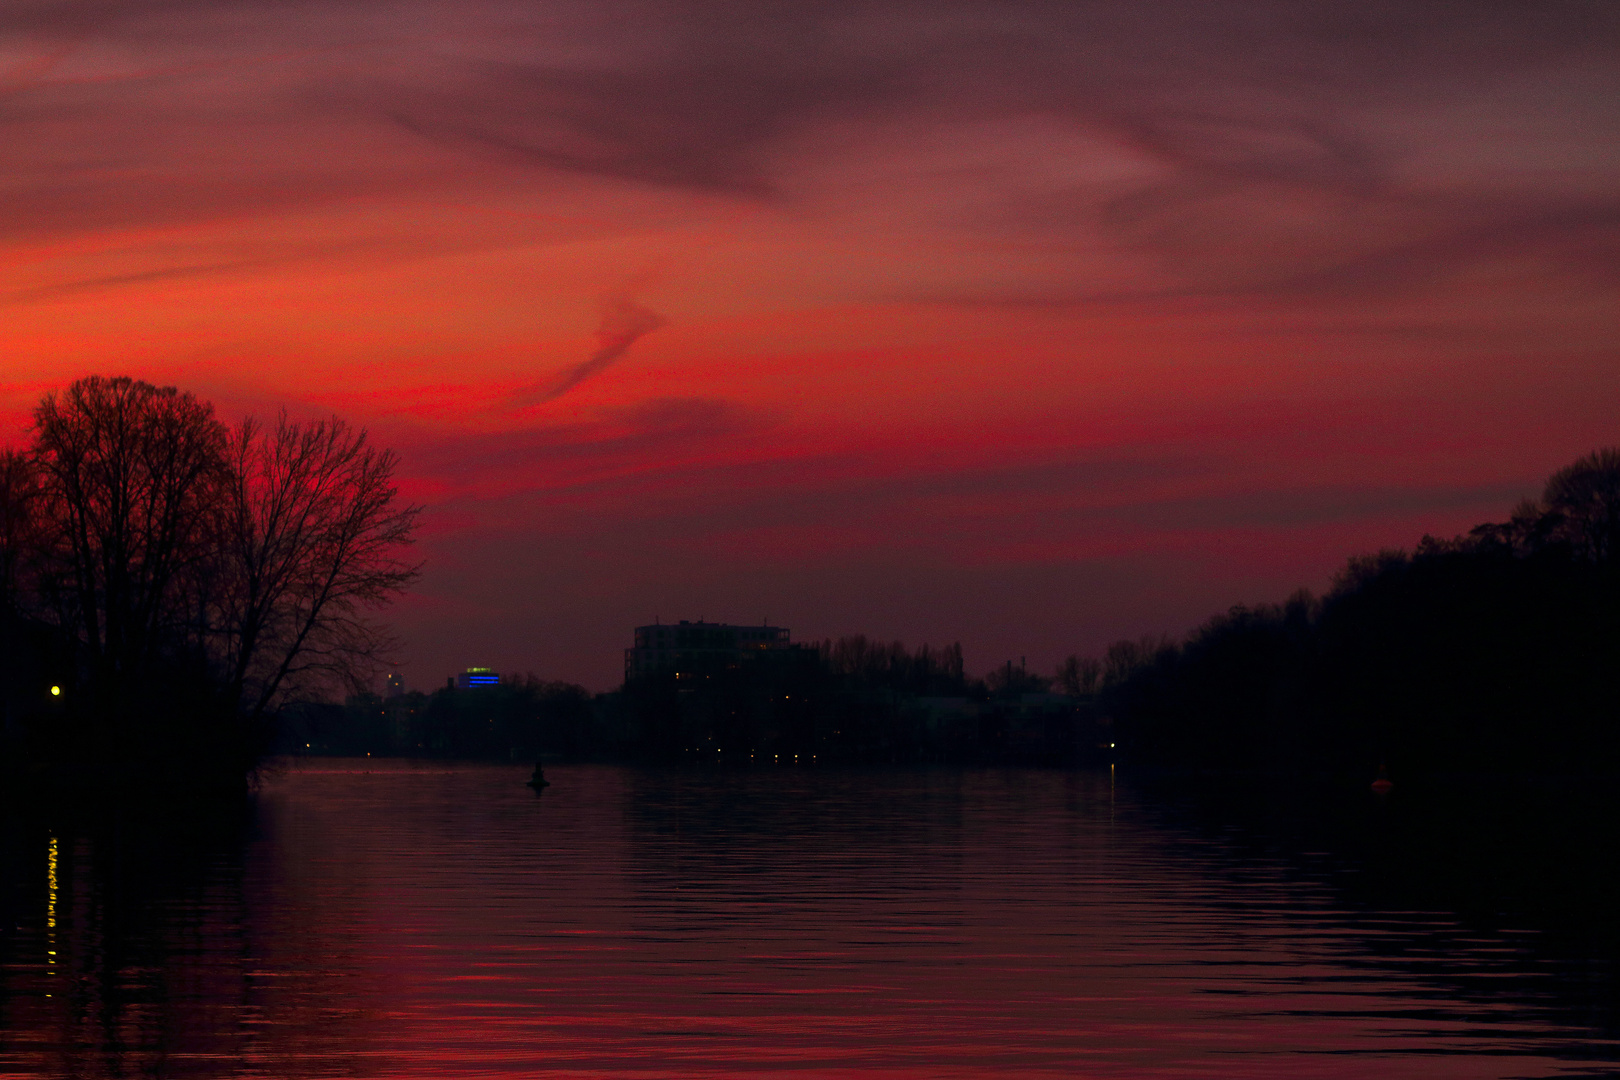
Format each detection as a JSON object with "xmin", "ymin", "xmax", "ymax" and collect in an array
[{"xmin": 2, "ymin": 762, "xmax": 1616, "ymax": 1078}]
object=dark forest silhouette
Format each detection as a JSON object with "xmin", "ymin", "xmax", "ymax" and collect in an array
[
  {"xmin": 0, "ymin": 376, "xmax": 420, "ymax": 794},
  {"xmin": 289, "ymin": 675, "xmax": 593, "ymax": 760},
  {"xmin": 1093, "ymin": 448, "xmax": 1620, "ymax": 778},
  {"xmin": 317, "ymin": 636, "xmax": 1100, "ymax": 766},
  {"xmin": 338, "ymin": 447, "xmax": 1620, "ymax": 777}
]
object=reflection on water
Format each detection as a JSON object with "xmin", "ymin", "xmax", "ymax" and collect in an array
[{"xmin": 2, "ymin": 762, "xmax": 1617, "ymax": 1078}]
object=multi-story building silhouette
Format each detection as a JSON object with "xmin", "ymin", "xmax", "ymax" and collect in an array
[
  {"xmin": 625, "ymin": 620, "xmax": 794, "ymax": 680},
  {"xmin": 454, "ymin": 667, "xmax": 500, "ymax": 689}
]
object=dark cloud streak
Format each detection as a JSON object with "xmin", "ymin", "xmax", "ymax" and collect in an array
[{"xmin": 512, "ymin": 297, "xmax": 667, "ymax": 408}]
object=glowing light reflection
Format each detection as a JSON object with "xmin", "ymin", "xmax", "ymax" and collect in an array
[{"xmin": 46, "ymin": 835, "xmax": 57, "ymax": 997}]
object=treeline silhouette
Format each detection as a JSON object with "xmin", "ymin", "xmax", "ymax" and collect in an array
[
  {"xmin": 599, "ymin": 448, "xmax": 1620, "ymax": 774},
  {"xmin": 0, "ymin": 377, "xmax": 419, "ymax": 795},
  {"xmin": 288, "ymin": 447, "xmax": 1618, "ymax": 779},
  {"xmin": 632, "ymin": 633, "xmax": 1099, "ymax": 765},
  {"xmin": 1095, "ymin": 448, "xmax": 1620, "ymax": 778},
  {"xmin": 286, "ymin": 676, "xmax": 592, "ymax": 759},
  {"xmin": 305, "ymin": 635, "xmax": 1101, "ymax": 765}
]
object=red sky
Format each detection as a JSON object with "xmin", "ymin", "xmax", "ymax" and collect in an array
[{"xmin": 2, "ymin": 0, "xmax": 1617, "ymax": 690}]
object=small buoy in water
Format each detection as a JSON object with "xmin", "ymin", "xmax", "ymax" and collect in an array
[
  {"xmin": 1370, "ymin": 763, "xmax": 1393, "ymax": 794},
  {"xmin": 526, "ymin": 762, "xmax": 550, "ymax": 790}
]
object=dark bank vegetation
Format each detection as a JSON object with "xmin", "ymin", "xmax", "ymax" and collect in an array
[
  {"xmin": 280, "ymin": 446, "xmax": 1617, "ymax": 786},
  {"xmin": 608, "ymin": 634, "xmax": 1099, "ymax": 765},
  {"xmin": 593, "ymin": 447, "xmax": 1620, "ymax": 778},
  {"xmin": 286, "ymin": 675, "xmax": 593, "ymax": 760},
  {"xmin": 1095, "ymin": 448, "xmax": 1620, "ymax": 781},
  {"xmin": 0, "ymin": 376, "xmax": 420, "ymax": 795},
  {"xmin": 305, "ymin": 634, "xmax": 1099, "ymax": 766},
  {"xmin": 1063, "ymin": 451, "xmax": 1620, "ymax": 955}
]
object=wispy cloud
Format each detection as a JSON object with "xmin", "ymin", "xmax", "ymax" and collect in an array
[
  {"xmin": 3, "ymin": 0, "xmax": 1617, "ymax": 687},
  {"xmin": 1, "ymin": 0, "xmax": 1615, "ymax": 302},
  {"xmin": 511, "ymin": 296, "xmax": 667, "ymax": 407}
]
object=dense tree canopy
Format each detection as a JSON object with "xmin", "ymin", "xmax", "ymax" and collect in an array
[{"xmin": 1095, "ymin": 448, "xmax": 1620, "ymax": 778}]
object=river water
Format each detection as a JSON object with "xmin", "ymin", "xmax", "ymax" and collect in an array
[{"xmin": 2, "ymin": 761, "xmax": 1617, "ymax": 1078}]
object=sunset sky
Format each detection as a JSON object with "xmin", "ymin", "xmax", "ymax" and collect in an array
[{"xmin": 3, "ymin": 0, "xmax": 1616, "ymax": 690}]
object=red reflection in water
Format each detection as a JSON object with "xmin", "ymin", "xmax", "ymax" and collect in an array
[{"xmin": 0, "ymin": 763, "xmax": 1611, "ymax": 1078}]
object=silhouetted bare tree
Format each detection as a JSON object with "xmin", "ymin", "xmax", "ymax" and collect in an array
[
  {"xmin": 1542, "ymin": 447, "xmax": 1620, "ymax": 566},
  {"xmin": 1102, "ymin": 634, "xmax": 1173, "ymax": 688},
  {"xmin": 1, "ymin": 377, "xmax": 420, "ymax": 784},
  {"xmin": 819, "ymin": 636, "xmax": 968, "ymax": 695},
  {"xmin": 31, "ymin": 377, "xmax": 229, "ymax": 704},
  {"xmin": 1055, "ymin": 654, "xmax": 1101, "ymax": 696},
  {"xmin": 985, "ymin": 658, "xmax": 1051, "ymax": 695},
  {"xmin": 0, "ymin": 448, "xmax": 40, "ymax": 615},
  {"xmin": 215, "ymin": 412, "xmax": 421, "ymax": 722}
]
